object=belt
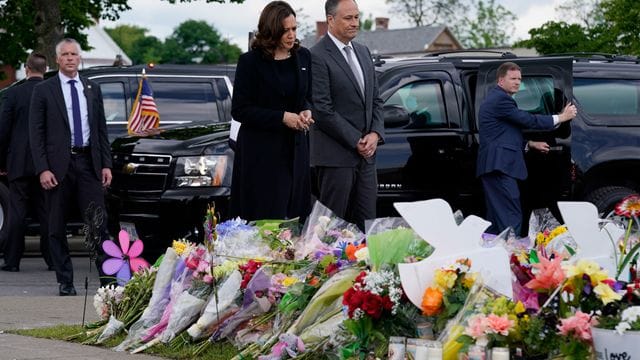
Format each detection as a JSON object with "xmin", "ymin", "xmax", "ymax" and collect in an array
[{"xmin": 71, "ymin": 146, "xmax": 90, "ymax": 155}]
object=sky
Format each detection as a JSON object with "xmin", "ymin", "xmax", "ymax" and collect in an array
[{"xmin": 101, "ymin": 0, "xmax": 566, "ymax": 52}]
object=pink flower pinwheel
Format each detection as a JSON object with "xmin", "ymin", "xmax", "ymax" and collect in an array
[{"xmin": 102, "ymin": 230, "xmax": 150, "ymax": 285}]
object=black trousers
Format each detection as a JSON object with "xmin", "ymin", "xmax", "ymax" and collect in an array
[
  {"xmin": 3, "ymin": 175, "xmax": 51, "ymax": 268},
  {"xmin": 315, "ymin": 160, "xmax": 377, "ymax": 232},
  {"xmin": 47, "ymin": 153, "xmax": 108, "ymax": 285}
]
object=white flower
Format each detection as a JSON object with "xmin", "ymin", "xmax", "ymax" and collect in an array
[
  {"xmin": 615, "ymin": 322, "xmax": 631, "ymax": 335},
  {"xmin": 621, "ymin": 306, "xmax": 640, "ymax": 324},
  {"xmin": 354, "ymin": 247, "xmax": 369, "ymax": 262}
]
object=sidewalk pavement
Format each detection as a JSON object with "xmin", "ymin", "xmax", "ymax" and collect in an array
[{"xmin": 0, "ymin": 256, "xmax": 164, "ymax": 359}]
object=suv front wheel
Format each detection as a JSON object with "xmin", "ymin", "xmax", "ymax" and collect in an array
[{"xmin": 584, "ymin": 185, "xmax": 637, "ymax": 216}]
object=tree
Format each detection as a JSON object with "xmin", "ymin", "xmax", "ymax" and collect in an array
[
  {"xmin": 515, "ymin": 0, "xmax": 639, "ymax": 55},
  {"xmin": 161, "ymin": 20, "xmax": 241, "ymax": 64},
  {"xmin": 104, "ymin": 24, "xmax": 149, "ymax": 56},
  {"xmin": 385, "ymin": 0, "xmax": 467, "ymax": 27},
  {"xmin": 600, "ymin": 0, "xmax": 640, "ymax": 55},
  {"xmin": 454, "ymin": 0, "xmax": 516, "ymax": 48},
  {"xmin": 0, "ymin": 0, "xmax": 244, "ymax": 74},
  {"xmin": 514, "ymin": 21, "xmax": 594, "ymax": 54},
  {"xmin": 556, "ymin": 0, "xmax": 602, "ymax": 30}
]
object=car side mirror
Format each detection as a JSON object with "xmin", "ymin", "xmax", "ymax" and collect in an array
[{"xmin": 383, "ymin": 104, "xmax": 410, "ymax": 128}]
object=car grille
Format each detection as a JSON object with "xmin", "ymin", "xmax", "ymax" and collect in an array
[{"xmin": 111, "ymin": 153, "xmax": 172, "ymax": 196}]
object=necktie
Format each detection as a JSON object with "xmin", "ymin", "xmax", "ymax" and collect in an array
[
  {"xmin": 68, "ymin": 80, "xmax": 83, "ymax": 147},
  {"xmin": 343, "ymin": 45, "xmax": 365, "ymax": 95}
]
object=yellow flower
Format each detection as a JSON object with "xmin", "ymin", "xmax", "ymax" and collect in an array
[
  {"xmin": 282, "ymin": 277, "xmax": 299, "ymax": 287},
  {"xmin": 434, "ymin": 269, "xmax": 457, "ymax": 290},
  {"xmin": 514, "ymin": 301, "xmax": 526, "ymax": 314},
  {"xmin": 172, "ymin": 240, "xmax": 187, "ymax": 255},
  {"xmin": 549, "ymin": 226, "xmax": 568, "ymax": 240},
  {"xmin": 593, "ymin": 283, "xmax": 623, "ymax": 305},
  {"xmin": 462, "ymin": 273, "xmax": 476, "ymax": 289},
  {"xmin": 564, "ymin": 259, "xmax": 609, "ymax": 285}
]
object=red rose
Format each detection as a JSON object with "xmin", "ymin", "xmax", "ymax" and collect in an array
[
  {"xmin": 381, "ymin": 296, "xmax": 394, "ymax": 311},
  {"xmin": 362, "ymin": 293, "xmax": 383, "ymax": 319},
  {"xmin": 325, "ymin": 262, "xmax": 339, "ymax": 276},
  {"xmin": 355, "ymin": 271, "xmax": 367, "ymax": 285}
]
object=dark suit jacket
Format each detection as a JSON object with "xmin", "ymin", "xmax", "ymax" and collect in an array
[
  {"xmin": 0, "ymin": 77, "xmax": 42, "ymax": 181},
  {"xmin": 309, "ymin": 35, "xmax": 384, "ymax": 167},
  {"xmin": 29, "ymin": 74, "xmax": 112, "ymax": 181},
  {"xmin": 476, "ymin": 85, "xmax": 554, "ymax": 180},
  {"xmin": 229, "ymin": 47, "xmax": 312, "ymax": 220}
]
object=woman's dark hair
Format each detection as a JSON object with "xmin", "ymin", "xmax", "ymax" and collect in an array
[{"xmin": 251, "ymin": 1, "xmax": 300, "ymax": 57}]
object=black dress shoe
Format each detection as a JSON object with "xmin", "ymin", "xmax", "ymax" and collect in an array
[
  {"xmin": 59, "ymin": 284, "xmax": 77, "ymax": 296},
  {"xmin": 1, "ymin": 265, "xmax": 19, "ymax": 272}
]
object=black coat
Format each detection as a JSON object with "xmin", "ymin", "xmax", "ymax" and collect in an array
[
  {"xmin": 29, "ymin": 74, "xmax": 112, "ymax": 182},
  {"xmin": 0, "ymin": 77, "xmax": 42, "ymax": 181},
  {"xmin": 230, "ymin": 47, "xmax": 312, "ymax": 221}
]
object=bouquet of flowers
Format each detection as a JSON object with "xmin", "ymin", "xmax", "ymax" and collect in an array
[
  {"xmin": 365, "ymin": 217, "xmax": 432, "ymax": 271},
  {"xmin": 421, "ymin": 258, "xmax": 476, "ymax": 333},
  {"xmin": 296, "ymin": 201, "xmax": 364, "ymax": 259},
  {"xmin": 341, "ymin": 269, "xmax": 404, "ymax": 359},
  {"xmin": 114, "ymin": 245, "xmax": 180, "ymax": 351},
  {"xmin": 456, "ymin": 296, "xmax": 521, "ymax": 352}
]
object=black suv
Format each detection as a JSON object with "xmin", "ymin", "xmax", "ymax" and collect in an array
[
  {"xmin": 0, "ymin": 64, "xmax": 236, "ymax": 250},
  {"xmin": 372, "ymin": 52, "xmax": 640, "ymax": 223}
]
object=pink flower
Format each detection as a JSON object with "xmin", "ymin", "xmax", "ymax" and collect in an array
[
  {"xmin": 525, "ymin": 252, "xmax": 565, "ymax": 291},
  {"xmin": 102, "ymin": 230, "xmax": 150, "ymax": 285},
  {"xmin": 557, "ymin": 311, "xmax": 597, "ymax": 341},
  {"xmin": 485, "ymin": 314, "xmax": 515, "ymax": 336},
  {"xmin": 465, "ymin": 314, "xmax": 488, "ymax": 338}
]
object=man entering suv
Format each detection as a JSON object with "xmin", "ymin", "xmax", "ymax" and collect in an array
[{"xmin": 477, "ymin": 61, "xmax": 577, "ymax": 236}]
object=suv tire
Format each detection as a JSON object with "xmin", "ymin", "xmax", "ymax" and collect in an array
[{"xmin": 584, "ymin": 185, "xmax": 636, "ymax": 215}]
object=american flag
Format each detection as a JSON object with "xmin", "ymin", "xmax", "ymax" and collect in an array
[{"xmin": 127, "ymin": 76, "xmax": 160, "ymax": 135}]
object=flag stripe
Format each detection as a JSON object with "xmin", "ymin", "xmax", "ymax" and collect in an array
[{"xmin": 127, "ymin": 76, "xmax": 160, "ymax": 135}]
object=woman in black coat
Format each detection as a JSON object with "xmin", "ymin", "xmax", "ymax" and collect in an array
[{"xmin": 230, "ymin": 1, "xmax": 313, "ymax": 221}]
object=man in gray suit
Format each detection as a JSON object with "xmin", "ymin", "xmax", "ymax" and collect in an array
[{"xmin": 310, "ymin": 0, "xmax": 384, "ymax": 230}]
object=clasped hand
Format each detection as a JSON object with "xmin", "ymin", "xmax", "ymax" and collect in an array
[
  {"xmin": 358, "ymin": 132, "xmax": 379, "ymax": 158},
  {"xmin": 283, "ymin": 110, "xmax": 314, "ymax": 131}
]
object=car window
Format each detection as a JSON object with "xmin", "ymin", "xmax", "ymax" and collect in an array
[
  {"xmin": 513, "ymin": 76, "xmax": 555, "ymax": 115},
  {"xmin": 99, "ymin": 82, "xmax": 127, "ymax": 123},
  {"xmin": 384, "ymin": 80, "xmax": 447, "ymax": 129},
  {"xmin": 574, "ymin": 78, "xmax": 640, "ymax": 118},
  {"xmin": 145, "ymin": 81, "xmax": 220, "ymax": 124}
]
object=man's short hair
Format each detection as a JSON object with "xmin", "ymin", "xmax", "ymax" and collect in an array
[
  {"xmin": 325, "ymin": 0, "xmax": 356, "ymax": 17},
  {"xmin": 496, "ymin": 61, "xmax": 521, "ymax": 81},
  {"xmin": 55, "ymin": 38, "xmax": 81, "ymax": 57},
  {"xmin": 26, "ymin": 52, "xmax": 47, "ymax": 74}
]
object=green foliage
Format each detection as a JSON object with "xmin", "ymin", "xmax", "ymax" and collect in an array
[
  {"xmin": 455, "ymin": 0, "xmax": 517, "ymax": 48},
  {"xmin": 601, "ymin": 0, "xmax": 640, "ymax": 55},
  {"xmin": 161, "ymin": 20, "xmax": 241, "ymax": 64},
  {"xmin": 517, "ymin": 0, "xmax": 640, "ymax": 55},
  {"xmin": 104, "ymin": 24, "xmax": 149, "ymax": 56},
  {"xmin": 0, "ymin": 0, "xmax": 244, "ymax": 72},
  {"xmin": 386, "ymin": 0, "xmax": 467, "ymax": 27}
]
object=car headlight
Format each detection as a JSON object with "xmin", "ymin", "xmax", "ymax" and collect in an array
[{"xmin": 173, "ymin": 155, "xmax": 228, "ymax": 187}]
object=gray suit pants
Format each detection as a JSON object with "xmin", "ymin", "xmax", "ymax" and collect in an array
[{"xmin": 315, "ymin": 160, "xmax": 377, "ymax": 231}]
